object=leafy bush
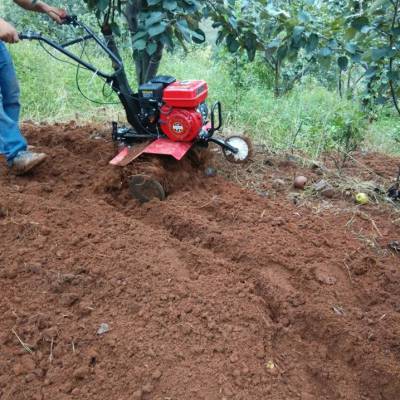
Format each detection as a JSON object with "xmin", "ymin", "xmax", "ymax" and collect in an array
[{"xmin": 328, "ymin": 110, "xmax": 367, "ymax": 168}]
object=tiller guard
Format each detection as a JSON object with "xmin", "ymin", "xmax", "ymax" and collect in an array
[{"xmin": 110, "ymin": 138, "xmax": 193, "ymax": 166}]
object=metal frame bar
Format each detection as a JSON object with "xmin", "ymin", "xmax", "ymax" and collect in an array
[
  {"xmin": 61, "ymin": 34, "xmax": 92, "ymax": 48},
  {"xmin": 19, "ymin": 17, "xmax": 122, "ymax": 80}
]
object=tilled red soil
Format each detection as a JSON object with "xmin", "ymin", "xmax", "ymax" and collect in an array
[{"xmin": 1, "ymin": 123, "xmax": 400, "ymax": 400}]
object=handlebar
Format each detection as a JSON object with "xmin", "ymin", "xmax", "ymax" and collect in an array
[
  {"xmin": 60, "ymin": 15, "xmax": 79, "ymax": 26},
  {"xmin": 19, "ymin": 15, "xmax": 123, "ymax": 80}
]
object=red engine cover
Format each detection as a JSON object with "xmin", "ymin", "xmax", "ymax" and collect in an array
[
  {"xmin": 159, "ymin": 106, "xmax": 203, "ymax": 142},
  {"xmin": 163, "ymin": 80, "xmax": 208, "ymax": 108}
]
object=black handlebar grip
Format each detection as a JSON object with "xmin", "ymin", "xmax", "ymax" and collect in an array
[
  {"xmin": 61, "ymin": 15, "xmax": 78, "ymax": 26},
  {"xmin": 19, "ymin": 31, "xmax": 41, "ymax": 40}
]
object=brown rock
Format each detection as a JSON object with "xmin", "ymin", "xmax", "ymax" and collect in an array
[
  {"xmin": 0, "ymin": 375, "xmax": 8, "ymax": 388},
  {"xmin": 60, "ymin": 293, "xmax": 79, "ymax": 307},
  {"xmin": 294, "ymin": 176, "xmax": 308, "ymax": 190},
  {"xmin": 132, "ymin": 390, "xmax": 143, "ymax": 400},
  {"xmin": 62, "ymin": 382, "xmax": 73, "ymax": 394},
  {"xmin": 78, "ymin": 302, "xmax": 93, "ymax": 317},
  {"xmin": 152, "ymin": 369, "xmax": 162, "ymax": 380},
  {"xmin": 313, "ymin": 179, "xmax": 329, "ymax": 191},
  {"xmin": 232, "ymin": 369, "xmax": 241, "ymax": 377},
  {"xmin": 223, "ymin": 385, "xmax": 234, "ymax": 397},
  {"xmin": 272, "ymin": 179, "xmax": 286, "ymax": 191},
  {"xmin": 142, "ymin": 383, "xmax": 154, "ymax": 394},
  {"xmin": 182, "ymin": 324, "xmax": 192, "ymax": 335},
  {"xmin": 13, "ymin": 363, "xmax": 25, "ymax": 376},
  {"xmin": 25, "ymin": 373, "xmax": 36, "ymax": 383},
  {"xmin": 321, "ymin": 187, "xmax": 335, "ymax": 199},
  {"xmin": 313, "ymin": 180, "xmax": 335, "ymax": 198},
  {"xmin": 73, "ymin": 366, "xmax": 89, "ymax": 380}
]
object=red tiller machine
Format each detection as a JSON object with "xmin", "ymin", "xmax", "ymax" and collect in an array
[{"xmin": 20, "ymin": 15, "xmax": 252, "ymax": 202}]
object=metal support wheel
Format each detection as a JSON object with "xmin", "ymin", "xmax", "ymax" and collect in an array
[{"xmin": 222, "ymin": 136, "xmax": 253, "ymax": 164}]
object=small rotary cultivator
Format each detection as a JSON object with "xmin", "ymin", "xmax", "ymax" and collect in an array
[{"xmin": 21, "ymin": 15, "xmax": 252, "ymax": 202}]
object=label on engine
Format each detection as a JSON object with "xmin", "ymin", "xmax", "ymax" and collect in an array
[
  {"xmin": 141, "ymin": 90, "xmax": 153, "ymax": 98},
  {"xmin": 173, "ymin": 122, "xmax": 184, "ymax": 134}
]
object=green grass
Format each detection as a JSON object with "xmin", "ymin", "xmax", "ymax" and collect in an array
[{"xmin": 9, "ymin": 41, "xmax": 400, "ymax": 157}]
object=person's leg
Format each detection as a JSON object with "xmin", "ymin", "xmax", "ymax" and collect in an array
[
  {"xmin": 0, "ymin": 42, "xmax": 27, "ymax": 163},
  {"xmin": 0, "ymin": 44, "xmax": 20, "ymax": 122}
]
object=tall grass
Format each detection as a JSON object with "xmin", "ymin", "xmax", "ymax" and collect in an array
[{"xmin": 9, "ymin": 41, "xmax": 400, "ymax": 156}]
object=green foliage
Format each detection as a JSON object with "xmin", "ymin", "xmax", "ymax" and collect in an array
[
  {"xmin": 210, "ymin": 1, "xmax": 327, "ymax": 96},
  {"xmin": 314, "ymin": 0, "xmax": 400, "ymax": 114},
  {"xmin": 329, "ymin": 110, "xmax": 366, "ymax": 167},
  {"xmin": 82, "ymin": 0, "xmax": 207, "ymax": 54}
]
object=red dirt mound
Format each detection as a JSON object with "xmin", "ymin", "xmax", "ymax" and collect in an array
[{"xmin": 1, "ymin": 123, "xmax": 400, "ymax": 400}]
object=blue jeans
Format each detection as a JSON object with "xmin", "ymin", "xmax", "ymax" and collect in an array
[{"xmin": 0, "ymin": 41, "xmax": 27, "ymax": 163}]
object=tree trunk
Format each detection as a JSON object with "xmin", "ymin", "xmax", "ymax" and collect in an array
[
  {"xmin": 346, "ymin": 65, "xmax": 353, "ymax": 97},
  {"xmin": 101, "ymin": 23, "xmax": 131, "ymax": 95},
  {"xmin": 388, "ymin": 0, "xmax": 400, "ymax": 116},
  {"xmin": 144, "ymin": 42, "xmax": 164, "ymax": 83},
  {"xmin": 100, "ymin": 22, "xmax": 141, "ymax": 130},
  {"xmin": 274, "ymin": 61, "xmax": 280, "ymax": 98},
  {"xmin": 282, "ymin": 63, "xmax": 312, "ymax": 95},
  {"xmin": 126, "ymin": 0, "xmax": 164, "ymax": 86},
  {"xmin": 338, "ymin": 68, "xmax": 343, "ymax": 98}
]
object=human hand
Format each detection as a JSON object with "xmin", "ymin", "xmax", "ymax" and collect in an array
[
  {"xmin": 0, "ymin": 19, "xmax": 19, "ymax": 43},
  {"xmin": 43, "ymin": 5, "xmax": 68, "ymax": 24}
]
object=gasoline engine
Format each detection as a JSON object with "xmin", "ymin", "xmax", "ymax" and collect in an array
[{"xmin": 138, "ymin": 76, "xmax": 210, "ymax": 142}]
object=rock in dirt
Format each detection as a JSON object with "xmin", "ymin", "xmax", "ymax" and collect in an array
[
  {"xmin": 204, "ymin": 167, "xmax": 217, "ymax": 177},
  {"xmin": 310, "ymin": 161, "xmax": 328, "ymax": 175},
  {"xmin": 321, "ymin": 187, "xmax": 335, "ymax": 198},
  {"xmin": 73, "ymin": 366, "xmax": 89, "ymax": 380},
  {"xmin": 388, "ymin": 241, "xmax": 400, "ymax": 253},
  {"xmin": 315, "ymin": 270, "xmax": 337, "ymax": 285},
  {"xmin": 313, "ymin": 179, "xmax": 329, "ymax": 191},
  {"xmin": 294, "ymin": 176, "xmax": 308, "ymax": 190},
  {"xmin": 272, "ymin": 178, "xmax": 286, "ymax": 191},
  {"xmin": 152, "ymin": 369, "xmax": 162, "ymax": 380},
  {"xmin": 313, "ymin": 179, "xmax": 335, "ymax": 198},
  {"xmin": 60, "ymin": 293, "xmax": 80, "ymax": 307},
  {"xmin": 97, "ymin": 323, "xmax": 110, "ymax": 335},
  {"xmin": 142, "ymin": 383, "xmax": 154, "ymax": 394},
  {"xmin": 0, "ymin": 207, "xmax": 6, "ymax": 218},
  {"xmin": 25, "ymin": 373, "xmax": 36, "ymax": 383},
  {"xmin": 78, "ymin": 302, "xmax": 94, "ymax": 317},
  {"xmin": 132, "ymin": 389, "xmax": 143, "ymax": 400}
]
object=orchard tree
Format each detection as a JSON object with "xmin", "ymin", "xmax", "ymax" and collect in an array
[
  {"xmin": 210, "ymin": 0, "xmax": 336, "ymax": 97},
  {"xmin": 316, "ymin": 0, "xmax": 400, "ymax": 114},
  {"xmin": 344, "ymin": 0, "xmax": 400, "ymax": 115},
  {"xmin": 82, "ymin": 0, "xmax": 235, "ymax": 85},
  {"xmin": 80, "ymin": 0, "xmax": 338, "ymax": 96}
]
